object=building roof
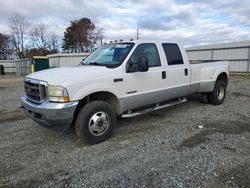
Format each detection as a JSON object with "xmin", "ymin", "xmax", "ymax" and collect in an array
[
  {"xmin": 47, "ymin": 53, "xmax": 90, "ymax": 58},
  {"xmin": 187, "ymin": 40, "xmax": 250, "ymax": 50}
]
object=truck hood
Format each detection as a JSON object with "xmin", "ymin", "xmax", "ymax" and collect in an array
[{"xmin": 26, "ymin": 66, "xmax": 119, "ymax": 85}]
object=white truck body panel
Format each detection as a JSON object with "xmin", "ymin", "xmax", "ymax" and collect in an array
[
  {"xmin": 190, "ymin": 61, "xmax": 229, "ymax": 93},
  {"xmin": 21, "ymin": 40, "xmax": 229, "ymax": 127}
]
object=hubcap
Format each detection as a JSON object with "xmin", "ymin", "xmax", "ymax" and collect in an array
[
  {"xmin": 88, "ymin": 111, "xmax": 109, "ymax": 136},
  {"xmin": 217, "ymin": 85, "xmax": 225, "ymax": 100}
]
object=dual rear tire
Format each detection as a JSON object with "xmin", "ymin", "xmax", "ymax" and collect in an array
[{"xmin": 201, "ymin": 79, "xmax": 227, "ymax": 105}]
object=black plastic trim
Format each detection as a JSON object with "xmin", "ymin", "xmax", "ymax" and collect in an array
[{"xmin": 114, "ymin": 78, "xmax": 123, "ymax": 82}]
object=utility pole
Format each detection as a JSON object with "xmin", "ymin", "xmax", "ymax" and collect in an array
[
  {"xmin": 136, "ymin": 28, "xmax": 139, "ymax": 40},
  {"xmin": 247, "ymin": 45, "xmax": 250, "ymax": 77}
]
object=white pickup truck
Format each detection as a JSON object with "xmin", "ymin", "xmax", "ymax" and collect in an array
[{"xmin": 21, "ymin": 40, "xmax": 229, "ymax": 144}]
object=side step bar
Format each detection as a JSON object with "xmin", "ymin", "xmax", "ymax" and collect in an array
[{"xmin": 121, "ymin": 97, "xmax": 187, "ymax": 118}]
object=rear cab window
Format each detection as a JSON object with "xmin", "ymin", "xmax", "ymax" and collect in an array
[{"xmin": 162, "ymin": 43, "xmax": 184, "ymax": 65}]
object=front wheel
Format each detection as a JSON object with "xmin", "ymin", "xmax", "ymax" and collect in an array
[
  {"xmin": 75, "ymin": 101, "xmax": 116, "ymax": 144},
  {"xmin": 208, "ymin": 79, "xmax": 227, "ymax": 105}
]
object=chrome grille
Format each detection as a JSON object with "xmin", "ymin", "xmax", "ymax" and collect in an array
[{"xmin": 24, "ymin": 80, "xmax": 47, "ymax": 103}]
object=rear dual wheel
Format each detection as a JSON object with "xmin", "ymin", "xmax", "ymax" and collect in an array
[
  {"xmin": 201, "ymin": 79, "xmax": 227, "ymax": 105},
  {"xmin": 208, "ymin": 79, "xmax": 226, "ymax": 105}
]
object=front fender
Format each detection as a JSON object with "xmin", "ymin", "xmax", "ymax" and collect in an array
[{"xmin": 67, "ymin": 82, "xmax": 121, "ymax": 102}]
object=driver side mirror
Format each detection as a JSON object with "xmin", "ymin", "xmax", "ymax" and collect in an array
[
  {"xmin": 126, "ymin": 56, "xmax": 149, "ymax": 73},
  {"xmin": 138, "ymin": 56, "xmax": 149, "ymax": 72}
]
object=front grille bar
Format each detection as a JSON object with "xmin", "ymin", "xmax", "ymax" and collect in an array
[{"xmin": 24, "ymin": 79, "xmax": 48, "ymax": 103}]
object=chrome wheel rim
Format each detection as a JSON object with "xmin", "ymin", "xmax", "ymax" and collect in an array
[
  {"xmin": 88, "ymin": 111, "xmax": 109, "ymax": 136},
  {"xmin": 217, "ymin": 85, "xmax": 225, "ymax": 100}
]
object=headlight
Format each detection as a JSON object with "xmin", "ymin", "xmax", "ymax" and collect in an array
[{"xmin": 48, "ymin": 85, "xmax": 70, "ymax": 102}]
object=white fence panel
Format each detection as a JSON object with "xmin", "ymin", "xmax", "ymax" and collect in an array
[
  {"xmin": 0, "ymin": 60, "xmax": 15, "ymax": 73},
  {"xmin": 186, "ymin": 41, "xmax": 250, "ymax": 73},
  {"xmin": 48, "ymin": 53, "xmax": 89, "ymax": 68},
  {"xmin": 229, "ymin": 61, "xmax": 248, "ymax": 72},
  {"xmin": 213, "ymin": 48, "xmax": 248, "ymax": 60},
  {"xmin": 0, "ymin": 59, "xmax": 31, "ymax": 76},
  {"xmin": 15, "ymin": 59, "xmax": 32, "ymax": 77},
  {"xmin": 188, "ymin": 51, "xmax": 212, "ymax": 61}
]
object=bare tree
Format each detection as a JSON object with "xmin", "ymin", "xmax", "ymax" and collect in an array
[
  {"xmin": 0, "ymin": 33, "xmax": 13, "ymax": 60},
  {"xmin": 48, "ymin": 33, "xmax": 60, "ymax": 52},
  {"xmin": 95, "ymin": 28, "xmax": 104, "ymax": 46},
  {"xmin": 30, "ymin": 24, "xmax": 49, "ymax": 50},
  {"xmin": 9, "ymin": 13, "xmax": 29, "ymax": 58},
  {"xmin": 30, "ymin": 24, "xmax": 60, "ymax": 53},
  {"xmin": 89, "ymin": 28, "xmax": 104, "ymax": 48}
]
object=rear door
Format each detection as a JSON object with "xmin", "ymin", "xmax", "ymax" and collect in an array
[{"xmin": 159, "ymin": 43, "xmax": 190, "ymax": 99}]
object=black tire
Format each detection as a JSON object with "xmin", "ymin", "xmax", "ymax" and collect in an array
[
  {"xmin": 208, "ymin": 79, "xmax": 227, "ymax": 105},
  {"xmin": 201, "ymin": 93, "xmax": 209, "ymax": 104},
  {"xmin": 75, "ymin": 101, "xmax": 116, "ymax": 144}
]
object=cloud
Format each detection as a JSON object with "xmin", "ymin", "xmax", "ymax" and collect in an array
[{"xmin": 0, "ymin": 0, "xmax": 249, "ymax": 47}]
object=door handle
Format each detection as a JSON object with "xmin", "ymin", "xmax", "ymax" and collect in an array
[
  {"xmin": 162, "ymin": 71, "xmax": 166, "ymax": 79},
  {"xmin": 184, "ymin": 68, "xmax": 188, "ymax": 76}
]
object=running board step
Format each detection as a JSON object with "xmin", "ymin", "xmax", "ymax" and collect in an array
[{"xmin": 121, "ymin": 97, "xmax": 187, "ymax": 118}]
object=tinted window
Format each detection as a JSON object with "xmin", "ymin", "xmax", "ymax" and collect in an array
[
  {"xmin": 162, "ymin": 43, "xmax": 184, "ymax": 65},
  {"xmin": 129, "ymin": 43, "xmax": 161, "ymax": 67}
]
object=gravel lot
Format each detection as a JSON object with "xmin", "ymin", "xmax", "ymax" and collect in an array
[{"xmin": 0, "ymin": 74, "xmax": 250, "ymax": 188}]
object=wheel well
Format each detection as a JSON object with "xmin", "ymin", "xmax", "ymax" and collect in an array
[
  {"xmin": 73, "ymin": 91, "xmax": 121, "ymax": 124},
  {"xmin": 217, "ymin": 72, "xmax": 228, "ymax": 86}
]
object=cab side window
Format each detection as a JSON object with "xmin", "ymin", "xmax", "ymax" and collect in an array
[
  {"xmin": 129, "ymin": 43, "xmax": 161, "ymax": 67},
  {"xmin": 162, "ymin": 43, "xmax": 184, "ymax": 65}
]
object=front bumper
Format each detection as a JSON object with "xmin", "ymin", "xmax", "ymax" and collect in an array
[{"xmin": 20, "ymin": 96, "xmax": 78, "ymax": 131}]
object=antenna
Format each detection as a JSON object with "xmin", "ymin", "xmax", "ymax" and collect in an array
[{"xmin": 136, "ymin": 28, "xmax": 139, "ymax": 40}]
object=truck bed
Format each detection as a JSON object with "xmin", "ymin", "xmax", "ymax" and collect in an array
[
  {"xmin": 189, "ymin": 61, "xmax": 229, "ymax": 93},
  {"xmin": 190, "ymin": 60, "xmax": 225, "ymax": 64}
]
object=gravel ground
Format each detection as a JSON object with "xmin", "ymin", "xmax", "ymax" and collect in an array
[{"xmin": 0, "ymin": 74, "xmax": 250, "ymax": 188}]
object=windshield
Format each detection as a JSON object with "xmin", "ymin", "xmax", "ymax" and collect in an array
[{"xmin": 82, "ymin": 43, "xmax": 135, "ymax": 68}]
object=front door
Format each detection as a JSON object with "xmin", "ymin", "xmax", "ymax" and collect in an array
[{"xmin": 121, "ymin": 43, "xmax": 166, "ymax": 112}]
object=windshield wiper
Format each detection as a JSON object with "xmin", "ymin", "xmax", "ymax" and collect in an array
[
  {"xmin": 88, "ymin": 62, "xmax": 106, "ymax": 67},
  {"xmin": 87, "ymin": 62, "xmax": 107, "ymax": 67}
]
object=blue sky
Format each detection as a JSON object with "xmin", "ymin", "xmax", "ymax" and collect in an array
[{"xmin": 0, "ymin": 0, "xmax": 249, "ymax": 47}]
